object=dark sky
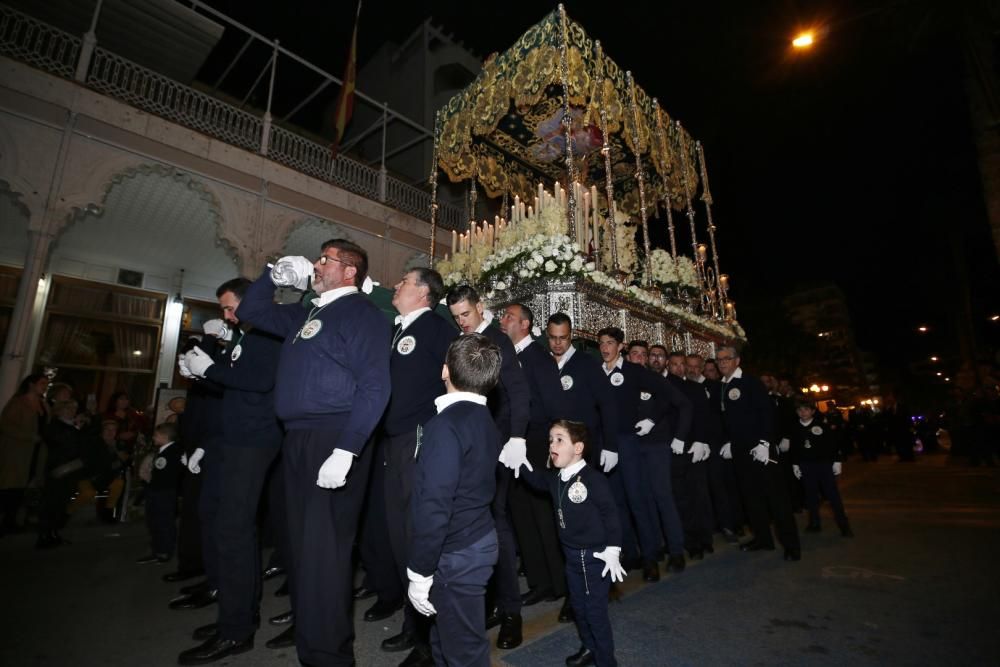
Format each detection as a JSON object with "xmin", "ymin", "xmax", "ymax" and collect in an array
[{"xmin": 200, "ymin": 0, "xmax": 998, "ymax": 379}]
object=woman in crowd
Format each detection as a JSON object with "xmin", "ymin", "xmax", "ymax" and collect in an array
[{"xmin": 0, "ymin": 374, "xmax": 49, "ymax": 535}]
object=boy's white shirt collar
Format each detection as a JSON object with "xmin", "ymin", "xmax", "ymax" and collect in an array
[
  {"xmin": 559, "ymin": 459, "xmax": 587, "ymax": 481},
  {"xmin": 603, "ymin": 356, "xmax": 623, "ymax": 375},
  {"xmin": 513, "ymin": 336, "xmax": 533, "ymax": 354},
  {"xmin": 158, "ymin": 440, "xmax": 175, "ymax": 453},
  {"xmin": 311, "ymin": 285, "xmax": 358, "ymax": 307},
  {"xmin": 722, "ymin": 367, "xmax": 743, "ymax": 383},
  {"xmin": 799, "ymin": 417, "xmax": 814, "ymax": 426},
  {"xmin": 554, "ymin": 344, "xmax": 576, "ymax": 370},
  {"xmin": 395, "ymin": 306, "xmax": 430, "ymax": 331},
  {"xmin": 434, "ymin": 392, "xmax": 488, "ymax": 413},
  {"xmin": 473, "ymin": 320, "xmax": 489, "ymax": 334}
]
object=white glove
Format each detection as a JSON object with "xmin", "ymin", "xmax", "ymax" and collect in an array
[
  {"xmin": 187, "ymin": 448, "xmax": 205, "ymax": 474},
  {"xmin": 177, "ymin": 355, "xmax": 194, "ymax": 379},
  {"xmin": 750, "ymin": 441, "xmax": 770, "ymax": 464},
  {"xmin": 721, "ymin": 442, "xmax": 732, "ymax": 459},
  {"xmin": 593, "ymin": 546, "xmax": 626, "ymax": 583},
  {"xmin": 317, "ymin": 449, "xmax": 354, "ymax": 488},
  {"xmin": 270, "ymin": 255, "xmax": 313, "ymax": 290},
  {"xmin": 406, "ymin": 568, "xmax": 437, "ymax": 616},
  {"xmin": 634, "ymin": 419, "xmax": 654, "ymax": 437},
  {"xmin": 599, "ymin": 449, "xmax": 619, "ymax": 473},
  {"xmin": 778, "ymin": 438, "xmax": 790, "ymax": 453},
  {"xmin": 670, "ymin": 438, "xmax": 685, "ymax": 455},
  {"xmin": 180, "ymin": 453, "xmax": 188, "ymax": 466},
  {"xmin": 498, "ymin": 438, "xmax": 532, "ymax": 478},
  {"xmin": 202, "ymin": 319, "xmax": 232, "ymax": 341},
  {"xmin": 184, "ymin": 346, "xmax": 215, "ymax": 378},
  {"xmin": 361, "ymin": 275, "xmax": 379, "ymax": 294},
  {"xmin": 689, "ymin": 441, "xmax": 711, "ymax": 463},
  {"xmin": 792, "ymin": 464, "xmax": 802, "ymax": 479},
  {"xmin": 832, "ymin": 462, "xmax": 842, "ymax": 476}
]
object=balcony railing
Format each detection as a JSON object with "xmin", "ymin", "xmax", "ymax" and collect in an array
[{"xmin": 0, "ymin": 3, "xmax": 465, "ymax": 233}]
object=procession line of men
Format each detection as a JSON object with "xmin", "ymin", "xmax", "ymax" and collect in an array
[{"xmin": 166, "ymin": 240, "xmax": 849, "ymax": 667}]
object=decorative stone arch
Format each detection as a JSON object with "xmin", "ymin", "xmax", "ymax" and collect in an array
[{"xmin": 0, "ymin": 121, "xmax": 47, "ymax": 219}]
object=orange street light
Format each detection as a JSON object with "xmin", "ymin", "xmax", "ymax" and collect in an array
[
  {"xmin": 917, "ymin": 326, "xmax": 929, "ymax": 333},
  {"xmin": 792, "ymin": 31, "xmax": 815, "ymax": 49}
]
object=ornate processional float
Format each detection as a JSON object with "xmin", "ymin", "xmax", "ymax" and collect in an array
[{"xmin": 426, "ymin": 5, "xmax": 745, "ymax": 355}]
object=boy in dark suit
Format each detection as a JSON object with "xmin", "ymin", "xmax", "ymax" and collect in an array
[{"xmin": 138, "ymin": 422, "xmax": 183, "ymax": 564}]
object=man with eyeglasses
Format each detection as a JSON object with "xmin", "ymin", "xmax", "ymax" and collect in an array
[
  {"xmin": 716, "ymin": 345, "xmax": 800, "ymax": 561},
  {"xmin": 236, "ymin": 239, "xmax": 392, "ymax": 666}
]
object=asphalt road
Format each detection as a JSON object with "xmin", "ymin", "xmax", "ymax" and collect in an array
[{"xmin": 1, "ymin": 452, "xmax": 997, "ymax": 666}]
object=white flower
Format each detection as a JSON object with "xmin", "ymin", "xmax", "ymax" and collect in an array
[
  {"xmin": 544, "ymin": 260, "xmax": 557, "ymax": 273},
  {"xmin": 495, "ymin": 281, "xmax": 507, "ymax": 291},
  {"xmin": 532, "ymin": 252, "xmax": 544, "ymax": 265},
  {"xmin": 526, "ymin": 258, "xmax": 538, "ymax": 270},
  {"xmin": 570, "ymin": 257, "xmax": 583, "ymax": 272},
  {"xmin": 518, "ymin": 268, "xmax": 529, "ymax": 278}
]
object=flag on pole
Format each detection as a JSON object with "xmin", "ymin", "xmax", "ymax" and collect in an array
[{"xmin": 331, "ymin": 1, "xmax": 361, "ymax": 156}]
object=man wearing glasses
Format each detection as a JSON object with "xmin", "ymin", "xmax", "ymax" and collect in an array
[
  {"xmin": 716, "ymin": 345, "xmax": 800, "ymax": 561},
  {"xmin": 236, "ymin": 239, "xmax": 392, "ymax": 665}
]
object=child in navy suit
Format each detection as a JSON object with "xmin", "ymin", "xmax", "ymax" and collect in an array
[
  {"xmin": 501, "ymin": 419, "xmax": 626, "ymax": 667},
  {"xmin": 407, "ymin": 333, "xmax": 502, "ymax": 666}
]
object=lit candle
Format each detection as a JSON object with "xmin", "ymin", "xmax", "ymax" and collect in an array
[
  {"xmin": 514, "ymin": 195, "xmax": 520, "ymax": 223},
  {"xmin": 719, "ymin": 274, "xmax": 729, "ymax": 289},
  {"xmin": 538, "ymin": 183, "xmax": 544, "ymax": 211},
  {"xmin": 697, "ymin": 244, "xmax": 707, "ymax": 259},
  {"xmin": 528, "ymin": 205, "xmax": 534, "ymax": 218},
  {"xmin": 451, "ymin": 230, "xmax": 457, "ymax": 255}
]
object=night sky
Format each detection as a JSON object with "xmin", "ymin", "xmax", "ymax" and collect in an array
[{"xmin": 199, "ymin": 0, "xmax": 998, "ymax": 387}]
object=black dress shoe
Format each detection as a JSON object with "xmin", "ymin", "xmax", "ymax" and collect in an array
[
  {"xmin": 485, "ymin": 606, "xmax": 501, "ymax": 630},
  {"xmin": 163, "ymin": 569, "xmax": 204, "ymax": 583},
  {"xmin": 666, "ymin": 554, "xmax": 686, "ymax": 573},
  {"xmin": 136, "ymin": 553, "xmax": 169, "ymax": 564},
  {"xmin": 262, "ymin": 565, "xmax": 286, "ymax": 581},
  {"xmin": 265, "ymin": 625, "xmax": 295, "ymax": 649},
  {"xmin": 642, "ymin": 561, "xmax": 660, "ymax": 582},
  {"xmin": 180, "ymin": 580, "xmax": 210, "ymax": 595},
  {"xmin": 497, "ymin": 613, "xmax": 522, "ymax": 649},
  {"xmin": 170, "ymin": 589, "xmax": 219, "ymax": 610},
  {"xmin": 364, "ymin": 599, "xmax": 402, "ymax": 622},
  {"xmin": 178, "ymin": 635, "xmax": 253, "ymax": 665},
  {"xmin": 269, "ymin": 610, "xmax": 294, "ymax": 625},
  {"xmin": 352, "ymin": 585, "xmax": 377, "ymax": 600},
  {"xmin": 739, "ymin": 540, "xmax": 775, "ymax": 552},
  {"xmin": 520, "ymin": 588, "xmax": 556, "ymax": 606},
  {"xmin": 565, "ymin": 646, "xmax": 595, "ymax": 666},
  {"xmin": 274, "ymin": 579, "xmax": 289, "ymax": 597},
  {"xmin": 381, "ymin": 631, "xmax": 416, "ymax": 653},
  {"xmin": 399, "ymin": 646, "xmax": 434, "ymax": 667},
  {"xmin": 192, "ymin": 623, "xmax": 218, "ymax": 640},
  {"xmin": 558, "ymin": 598, "xmax": 575, "ymax": 623},
  {"xmin": 784, "ymin": 547, "xmax": 802, "ymax": 561}
]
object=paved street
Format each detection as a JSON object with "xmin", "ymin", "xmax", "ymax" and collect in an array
[{"xmin": 1, "ymin": 452, "xmax": 997, "ymax": 666}]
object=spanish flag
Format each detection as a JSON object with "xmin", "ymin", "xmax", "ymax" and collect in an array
[{"xmin": 331, "ymin": 1, "xmax": 361, "ymax": 156}]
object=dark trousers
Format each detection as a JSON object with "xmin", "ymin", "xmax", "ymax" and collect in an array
[
  {"xmin": 706, "ymin": 449, "xmax": 739, "ymax": 532},
  {"xmin": 639, "ymin": 442, "xmax": 684, "ymax": 556},
  {"xmin": 263, "ymin": 454, "xmax": 291, "ymax": 575},
  {"xmin": 487, "ymin": 466, "xmax": 521, "ymax": 615},
  {"xmin": 38, "ymin": 474, "xmax": 75, "ymax": 535},
  {"xmin": 359, "ymin": 437, "xmax": 402, "ymax": 605},
  {"xmin": 671, "ymin": 454, "xmax": 714, "ymax": 551},
  {"xmin": 429, "ymin": 531, "xmax": 499, "ymax": 667},
  {"xmin": 176, "ymin": 468, "xmax": 203, "ymax": 573},
  {"xmin": 508, "ymin": 429, "xmax": 566, "ymax": 597},
  {"xmin": 145, "ymin": 487, "xmax": 177, "ymax": 556},
  {"xmin": 563, "ymin": 546, "xmax": 616, "ymax": 667},
  {"xmin": 800, "ymin": 462, "xmax": 849, "ymax": 528},
  {"xmin": 283, "ymin": 427, "xmax": 373, "ymax": 666},
  {"xmin": 198, "ymin": 436, "xmax": 225, "ymax": 589},
  {"xmin": 382, "ymin": 430, "xmax": 429, "ymax": 641},
  {"xmin": 609, "ymin": 434, "xmax": 658, "ymax": 563},
  {"xmin": 214, "ymin": 444, "xmax": 280, "ymax": 642},
  {"xmin": 0, "ymin": 488, "xmax": 24, "ymax": 531},
  {"xmin": 735, "ymin": 451, "xmax": 799, "ymax": 550}
]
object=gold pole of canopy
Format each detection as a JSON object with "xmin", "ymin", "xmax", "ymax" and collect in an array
[
  {"xmin": 428, "ymin": 110, "xmax": 440, "ymax": 268},
  {"xmin": 626, "ymin": 71, "xmax": 652, "ymax": 286},
  {"xmin": 652, "ymin": 100, "xmax": 678, "ymax": 258},
  {"xmin": 557, "ymin": 4, "xmax": 578, "ymax": 242}
]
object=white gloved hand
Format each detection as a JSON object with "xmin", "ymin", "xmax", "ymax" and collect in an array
[
  {"xmin": 498, "ymin": 438, "xmax": 532, "ymax": 478},
  {"xmin": 599, "ymin": 449, "xmax": 619, "ymax": 473},
  {"xmin": 202, "ymin": 319, "xmax": 232, "ymax": 341},
  {"xmin": 177, "ymin": 355, "xmax": 194, "ymax": 379},
  {"xmin": 721, "ymin": 442, "xmax": 733, "ymax": 460},
  {"xmin": 634, "ymin": 419, "xmax": 655, "ymax": 437},
  {"xmin": 406, "ymin": 568, "xmax": 437, "ymax": 616},
  {"xmin": 180, "ymin": 453, "xmax": 188, "ymax": 467},
  {"xmin": 793, "ymin": 464, "xmax": 802, "ymax": 479},
  {"xmin": 361, "ymin": 275, "xmax": 379, "ymax": 294},
  {"xmin": 187, "ymin": 448, "xmax": 205, "ymax": 474},
  {"xmin": 593, "ymin": 546, "xmax": 626, "ymax": 583},
  {"xmin": 317, "ymin": 449, "xmax": 354, "ymax": 488},
  {"xmin": 184, "ymin": 346, "xmax": 215, "ymax": 378},
  {"xmin": 778, "ymin": 438, "xmax": 790, "ymax": 453},
  {"xmin": 689, "ymin": 441, "xmax": 711, "ymax": 463},
  {"xmin": 832, "ymin": 462, "xmax": 842, "ymax": 476},
  {"xmin": 750, "ymin": 441, "xmax": 770, "ymax": 464},
  {"xmin": 670, "ymin": 438, "xmax": 685, "ymax": 455},
  {"xmin": 270, "ymin": 255, "xmax": 313, "ymax": 290}
]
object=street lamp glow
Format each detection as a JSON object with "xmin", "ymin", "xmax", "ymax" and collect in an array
[
  {"xmin": 991, "ymin": 314, "xmax": 999, "ymax": 321},
  {"xmin": 792, "ymin": 31, "xmax": 815, "ymax": 49},
  {"xmin": 930, "ymin": 356, "xmax": 939, "ymax": 362},
  {"xmin": 820, "ymin": 384, "xmax": 830, "ymax": 392},
  {"xmin": 809, "ymin": 384, "xmax": 821, "ymax": 393},
  {"xmin": 935, "ymin": 372, "xmax": 942, "ymax": 377},
  {"xmin": 917, "ymin": 326, "xmax": 929, "ymax": 333}
]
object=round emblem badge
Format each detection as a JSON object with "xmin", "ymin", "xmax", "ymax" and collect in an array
[
  {"xmin": 811, "ymin": 425, "xmax": 823, "ymax": 436},
  {"xmin": 568, "ymin": 480, "xmax": 588, "ymax": 503},
  {"xmin": 640, "ymin": 391, "xmax": 652, "ymax": 401},
  {"xmin": 300, "ymin": 319, "xmax": 322, "ymax": 340},
  {"xmin": 396, "ymin": 335, "xmax": 417, "ymax": 355},
  {"xmin": 230, "ymin": 344, "xmax": 243, "ymax": 362},
  {"xmin": 560, "ymin": 375, "xmax": 574, "ymax": 391},
  {"xmin": 727, "ymin": 387, "xmax": 741, "ymax": 401},
  {"xmin": 610, "ymin": 372, "xmax": 624, "ymax": 387},
  {"xmin": 154, "ymin": 456, "xmax": 167, "ymax": 470}
]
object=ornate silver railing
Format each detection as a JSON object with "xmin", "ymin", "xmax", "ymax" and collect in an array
[{"xmin": 0, "ymin": 4, "xmax": 79, "ymax": 79}]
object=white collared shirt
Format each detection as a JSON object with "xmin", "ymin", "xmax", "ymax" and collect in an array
[
  {"xmin": 395, "ymin": 306, "xmax": 431, "ymax": 332},
  {"xmin": 473, "ymin": 320, "xmax": 489, "ymax": 334},
  {"xmin": 554, "ymin": 344, "xmax": 576, "ymax": 370},
  {"xmin": 603, "ymin": 356, "xmax": 623, "ymax": 375},
  {"xmin": 799, "ymin": 418, "xmax": 814, "ymax": 427},
  {"xmin": 434, "ymin": 391, "xmax": 488, "ymax": 413},
  {"xmin": 311, "ymin": 285, "xmax": 359, "ymax": 308},
  {"xmin": 513, "ymin": 335, "xmax": 533, "ymax": 354},
  {"xmin": 158, "ymin": 441, "xmax": 175, "ymax": 454},
  {"xmin": 722, "ymin": 367, "xmax": 743, "ymax": 383},
  {"xmin": 559, "ymin": 459, "xmax": 587, "ymax": 481}
]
